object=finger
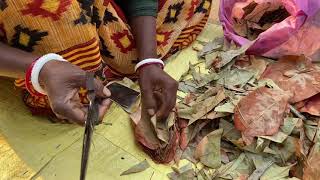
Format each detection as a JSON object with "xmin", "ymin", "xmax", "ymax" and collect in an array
[
  {"xmin": 94, "ymin": 78, "xmax": 111, "ymax": 98},
  {"xmin": 157, "ymin": 82, "xmax": 178, "ymax": 119},
  {"xmin": 98, "ymin": 99, "xmax": 112, "ymax": 122},
  {"xmin": 50, "ymin": 97, "xmax": 87, "ymax": 125},
  {"xmin": 141, "ymin": 83, "xmax": 157, "ymax": 116},
  {"xmin": 154, "ymin": 91, "xmax": 170, "ymax": 120}
]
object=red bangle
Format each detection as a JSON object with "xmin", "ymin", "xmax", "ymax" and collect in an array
[
  {"xmin": 25, "ymin": 58, "xmax": 45, "ymax": 97},
  {"xmin": 136, "ymin": 62, "xmax": 164, "ymax": 73}
]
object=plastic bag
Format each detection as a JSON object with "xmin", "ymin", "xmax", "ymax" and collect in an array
[{"xmin": 219, "ymin": 0, "xmax": 320, "ymax": 61}]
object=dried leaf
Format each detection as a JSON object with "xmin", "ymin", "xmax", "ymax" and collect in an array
[
  {"xmin": 217, "ymin": 68, "xmax": 255, "ymax": 88},
  {"xmin": 188, "ymin": 89, "xmax": 226, "ymax": 125},
  {"xmin": 299, "ymin": 94, "xmax": 320, "ymax": 116},
  {"xmin": 261, "ymin": 56, "xmax": 320, "ymax": 103},
  {"xmin": 150, "ymin": 115, "xmax": 170, "ymax": 144},
  {"xmin": 134, "ymin": 109, "xmax": 161, "ymax": 150},
  {"xmin": 303, "ymin": 152, "xmax": 320, "ymax": 180},
  {"xmin": 248, "ymin": 160, "xmax": 274, "ymax": 180},
  {"xmin": 215, "ymin": 102, "xmax": 236, "ymax": 113},
  {"xmin": 217, "ymin": 153, "xmax": 253, "ymax": 179},
  {"xmin": 167, "ymin": 164, "xmax": 196, "ymax": 180},
  {"xmin": 234, "ymin": 87, "xmax": 291, "ymax": 145},
  {"xmin": 220, "ymin": 119, "xmax": 242, "ymax": 142},
  {"xmin": 216, "ymin": 42, "xmax": 253, "ymax": 69},
  {"xmin": 260, "ymin": 164, "xmax": 294, "ymax": 180},
  {"xmin": 205, "ymin": 52, "xmax": 218, "ymax": 68},
  {"xmin": 198, "ymin": 37, "xmax": 223, "ymax": 57},
  {"xmin": 246, "ymin": 56, "xmax": 268, "ymax": 79},
  {"xmin": 120, "ymin": 160, "xmax": 150, "ymax": 176},
  {"xmin": 194, "ymin": 129, "xmax": 223, "ymax": 168},
  {"xmin": 260, "ymin": 117, "xmax": 299, "ymax": 143}
]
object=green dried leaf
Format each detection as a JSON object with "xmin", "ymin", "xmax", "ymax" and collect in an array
[
  {"xmin": 205, "ymin": 52, "xmax": 218, "ymax": 68},
  {"xmin": 217, "ymin": 153, "xmax": 253, "ymax": 179},
  {"xmin": 167, "ymin": 163, "xmax": 196, "ymax": 180},
  {"xmin": 198, "ymin": 37, "xmax": 224, "ymax": 57},
  {"xmin": 187, "ymin": 89, "xmax": 226, "ymax": 125},
  {"xmin": 249, "ymin": 161, "xmax": 274, "ymax": 180},
  {"xmin": 194, "ymin": 129, "xmax": 223, "ymax": 168},
  {"xmin": 260, "ymin": 118, "xmax": 299, "ymax": 143},
  {"xmin": 220, "ymin": 119, "xmax": 242, "ymax": 142},
  {"xmin": 120, "ymin": 160, "xmax": 150, "ymax": 176},
  {"xmin": 217, "ymin": 42, "xmax": 253, "ymax": 68},
  {"xmin": 215, "ymin": 102, "xmax": 235, "ymax": 113},
  {"xmin": 260, "ymin": 164, "xmax": 294, "ymax": 180},
  {"xmin": 217, "ymin": 68, "xmax": 255, "ymax": 88}
]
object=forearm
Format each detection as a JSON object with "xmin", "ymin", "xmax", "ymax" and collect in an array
[
  {"xmin": 0, "ymin": 43, "xmax": 37, "ymax": 79},
  {"xmin": 129, "ymin": 16, "xmax": 157, "ymax": 60}
]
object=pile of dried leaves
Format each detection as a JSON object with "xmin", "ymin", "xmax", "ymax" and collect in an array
[
  {"xmin": 124, "ymin": 36, "xmax": 320, "ymax": 179},
  {"xmin": 232, "ymin": 0, "xmax": 290, "ymax": 40}
]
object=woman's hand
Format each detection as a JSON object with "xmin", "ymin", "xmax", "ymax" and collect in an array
[
  {"xmin": 139, "ymin": 64, "xmax": 178, "ymax": 120},
  {"xmin": 39, "ymin": 60, "xmax": 112, "ymax": 125}
]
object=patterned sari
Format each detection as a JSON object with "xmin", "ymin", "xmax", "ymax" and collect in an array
[{"xmin": 0, "ymin": 0, "xmax": 213, "ymax": 116}]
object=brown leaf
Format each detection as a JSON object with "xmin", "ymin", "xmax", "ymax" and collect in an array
[
  {"xmin": 261, "ymin": 56, "xmax": 320, "ymax": 103},
  {"xmin": 303, "ymin": 152, "xmax": 320, "ymax": 180},
  {"xmin": 134, "ymin": 108, "xmax": 161, "ymax": 150},
  {"xmin": 234, "ymin": 87, "xmax": 290, "ymax": 145},
  {"xmin": 299, "ymin": 94, "xmax": 320, "ymax": 116}
]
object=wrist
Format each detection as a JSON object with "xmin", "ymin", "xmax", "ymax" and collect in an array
[
  {"xmin": 25, "ymin": 53, "xmax": 67, "ymax": 96},
  {"xmin": 137, "ymin": 63, "xmax": 163, "ymax": 76},
  {"xmin": 135, "ymin": 58, "xmax": 164, "ymax": 74}
]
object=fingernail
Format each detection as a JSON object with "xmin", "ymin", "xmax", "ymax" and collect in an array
[
  {"xmin": 147, "ymin": 109, "xmax": 155, "ymax": 116},
  {"xmin": 103, "ymin": 87, "xmax": 111, "ymax": 97}
]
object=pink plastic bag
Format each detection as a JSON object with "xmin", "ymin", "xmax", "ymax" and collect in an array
[{"xmin": 219, "ymin": 0, "xmax": 320, "ymax": 61}]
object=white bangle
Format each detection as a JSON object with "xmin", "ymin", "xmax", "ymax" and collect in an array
[
  {"xmin": 31, "ymin": 53, "xmax": 67, "ymax": 95},
  {"xmin": 134, "ymin": 58, "xmax": 164, "ymax": 72}
]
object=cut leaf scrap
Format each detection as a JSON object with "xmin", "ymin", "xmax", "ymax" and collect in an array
[
  {"xmin": 120, "ymin": 160, "xmax": 150, "ymax": 176},
  {"xmin": 194, "ymin": 129, "xmax": 223, "ymax": 168},
  {"xmin": 234, "ymin": 87, "xmax": 291, "ymax": 145}
]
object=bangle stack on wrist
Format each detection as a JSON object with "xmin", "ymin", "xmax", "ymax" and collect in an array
[{"xmin": 25, "ymin": 53, "xmax": 67, "ymax": 96}]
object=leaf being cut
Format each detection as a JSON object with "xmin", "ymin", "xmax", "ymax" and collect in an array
[
  {"xmin": 120, "ymin": 160, "xmax": 150, "ymax": 176},
  {"xmin": 234, "ymin": 87, "xmax": 291, "ymax": 145},
  {"xmin": 194, "ymin": 129, "xmax": 223, "ymax": 168}
]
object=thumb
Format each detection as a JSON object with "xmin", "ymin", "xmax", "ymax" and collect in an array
[
  {"xmin": 94, "ymin": 78, "xmax": 111, "ymax": 98},
  {"xmin": 141, "ymin": 85, "xmax": 157, "ymax": 116}
]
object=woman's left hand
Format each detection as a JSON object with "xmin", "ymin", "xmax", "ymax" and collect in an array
[{"xmin": 139, "ymin": 64, "xmax": 178, "ymax": 120}]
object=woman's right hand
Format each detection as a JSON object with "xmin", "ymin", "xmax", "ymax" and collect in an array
[{"xmin": 39, "ymin": 60, "xmax": 112, "ymax": 125}]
